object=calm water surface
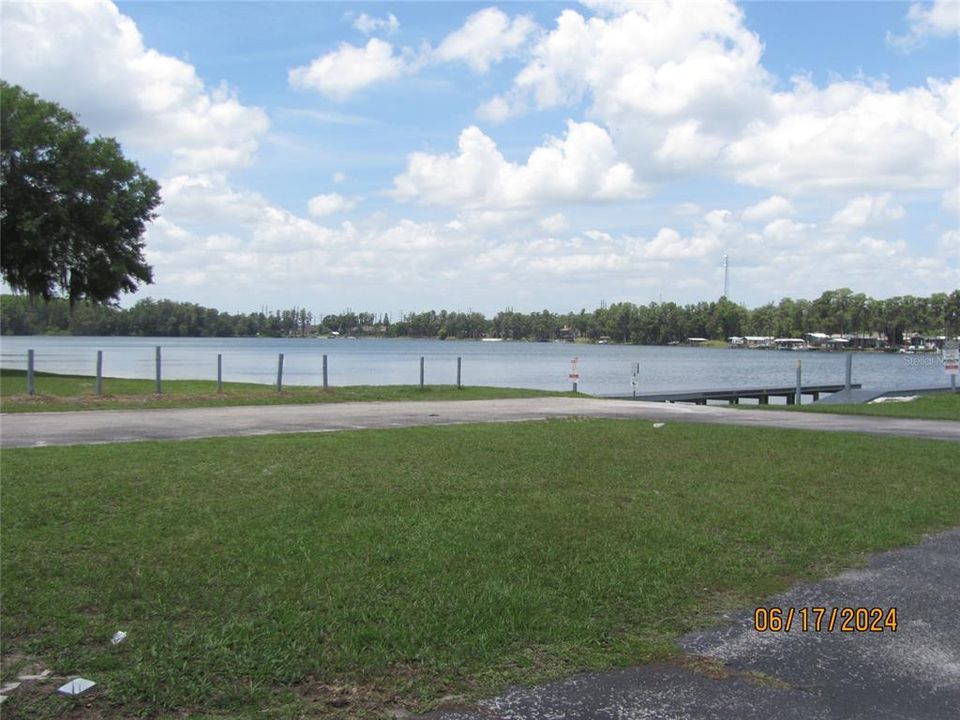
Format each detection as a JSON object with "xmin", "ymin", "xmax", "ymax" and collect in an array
[{"xmin": 1, "ymin": 336, "xmax": 951, "ymax": 397}]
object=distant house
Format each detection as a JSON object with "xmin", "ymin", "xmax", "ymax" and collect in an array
[
  {"xmin": 905, "ymin": 333, "xmax": 946, "ymax": 351},
  {"xmin": 773, "ymin": 338, "xmax": 806, "ymax": 350},
  {"xmin": 557, "ymin": 325, "xmax": 576, "ymax": 342},
  {"xmin": 847, "ymin": 333, "xmax": 886, "ymax": 350}
]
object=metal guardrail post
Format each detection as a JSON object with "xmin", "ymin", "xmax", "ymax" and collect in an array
[
  {"xmin": 27, "ymin": 349, "xmax": 35, "ymax": 395},
  {"xmin": 155, "ymin": 346, "xmax": 162, "ymax": 395},
  {"xmin": 795, "ymin": 360, "xmax": 802, "ymax": 405}
]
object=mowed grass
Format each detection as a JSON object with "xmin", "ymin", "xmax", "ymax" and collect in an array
[
  {"xmin": 2, "ymin": 420, "xmax": 959, "ymax": 718},
  {"xmin": 792, "ymin": 392, "xmax": 960, "ymax": 421},
  {"xmin": 0, "ymin": 368, "xmax": 576, "ymax": 413}
]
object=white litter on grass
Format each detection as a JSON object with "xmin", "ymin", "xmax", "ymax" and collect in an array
[
  {"xmin": 57, "ymin": 678, "xmax": 96, "ymax": 696},
  {"xmin": 652, "ymin": 422, "xmax": 665, "ymax": 428},
  {"xmin": 17, "ymin": 669, "xmax": 52, "ymax": 681},
  {"xmin": 0, "ymin": 682, "xmax": 21, "ymax": 694},
  {"xmin": 111, "ymin": 630, "xmax": 127, "ymax": 645},
  {"xmin": 869, "ymin": 395, "xmax": 918, "ymax": 404}
]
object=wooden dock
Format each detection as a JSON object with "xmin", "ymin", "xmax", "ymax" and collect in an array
[{"xmin": 605, "ymin": 383, "xmax": 862, "ymax": 405}]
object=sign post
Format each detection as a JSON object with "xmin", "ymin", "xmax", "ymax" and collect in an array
[
  {"xmin": 569, "ymin": 357, "xmax": 580, "ymax": 393},
  {"xmin": 943, "ymin": 340, "xmax": 959, "ymax": 392},
  {"xmin": 631, "ymin": 362, "xmax": 640, "ymax": 399}
]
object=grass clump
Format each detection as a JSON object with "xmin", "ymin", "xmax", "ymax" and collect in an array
[{"xmin": 2, "ymin": 420, "xmax": 959, "ymax": 717}]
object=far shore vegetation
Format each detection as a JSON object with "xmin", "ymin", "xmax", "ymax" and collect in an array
[
  {"xmin": 0, "ymin": 369, "xmax": 578, "ymax": 413},
  {"xmin": 3, "ymin": 288, "xmax": 958, "ymax": 347},
  {"xmin": 3, "ymin": 420, "xmax": 959, "ymax": 718}
]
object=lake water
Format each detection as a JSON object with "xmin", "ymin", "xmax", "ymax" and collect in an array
[{"xmin": 0, "ymin": 335, "xmax": 951, "ymax": 398}]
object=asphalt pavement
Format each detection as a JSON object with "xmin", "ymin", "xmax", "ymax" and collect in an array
[
  {"xmin": 1, "ymin": 397, "xmax": 958, "ymax": 448},
  {"xmin": 423, "ymin": 528, "xmax": 960, "ymax": 720}
]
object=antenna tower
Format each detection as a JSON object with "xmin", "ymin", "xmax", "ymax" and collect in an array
[{"xmin": 722, "ymin": 254, "xmax": 730, "ymax": 299}]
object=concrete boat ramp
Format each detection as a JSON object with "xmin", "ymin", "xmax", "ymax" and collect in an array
[{"xmin": 2, "ymin": 397, "xmax": 958, "ymax": 448}]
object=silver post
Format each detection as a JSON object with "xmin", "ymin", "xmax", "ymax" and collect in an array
[
  {"xmin": 27, "ymin": 349, "xmax": 35, "ymax": 396},
  {"xmin": 217, "ymin": 353, "xmax": 223, "ymax": 393},
  {"xmin": 845, "ymin": 352, "xmax": 852, "ymax": 391},
  {"xmin": 420, "ymin": 356, "xmax": 425, "ymax": 389},
  {"xmin": 155, "ymin": 346, "xmax": 162, "ymax": 395},
  {"xmin": 952, "ymin": 374, "xmax": 957, "ymax": 393},
  {"xmin": 96, "ymin": 350, "xmax": 103, "ymax": 396},
  {"xmin": 322, "ymin": 354, "xmax": 328, "ymax": 388},
  {"xmin": 457, "ymin": 356, "xmax": 462, "ymax": 389},
  {"xmin": 573, "ymin": 381, "xmax": 579, "ymax": 393},
  {"xmin": 277, "ymin": 353, "xmax": 284, "ymax": 392},
  {"xmin": 795, "ymin": 359, "xmax": 802, "ymax": 406}
]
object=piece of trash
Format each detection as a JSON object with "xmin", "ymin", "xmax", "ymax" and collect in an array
[
  {"xmin": 57, "ymin": 678, "xmax": 96, "ymax": 696},
  {"xmin": 110, "ymin": 630, "xmax": 128, "ymax": 645},
  {"xmin": 652, "ymin": 422, "xmax": 665, "ymax": 428},
  {"xmin": 0, "ymin": 682, "xmax": 20, "ymax": 694},
  {"xmin": 17, "ymin": 669, "xmax": 52, "ymax": 681}
]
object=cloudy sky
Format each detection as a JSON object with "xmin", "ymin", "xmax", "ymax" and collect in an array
[{"xmin": 2, "ymin": 0, "xmax": 958, "ymax": 316}]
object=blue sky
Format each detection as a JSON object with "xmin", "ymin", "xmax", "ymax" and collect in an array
[{"xmin": 2, "ymin": 1, "xmax": 958, "ymax": 316}]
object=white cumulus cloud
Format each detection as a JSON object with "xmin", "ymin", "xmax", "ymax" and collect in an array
[
  {"xmin": 488, "ymin": 2, "xmax": 771, "ymax": 171},
  {"xmin": 0, "ymin": 0, "xmax": 269, "ymax": 174},
  {"xmin": 830, "ymin": 193, "xmax": 906, "ymax": 228},
  {"xmin": 481, "ymin": 0, "xmax": 958, "ymax": 197},
  {"xmin": 742, "ymin": 196, "xmax": 796, "ymax": 223},
  {"xmin": 308, "ymin": 193, "xmax": 357, "ymax": 218},
  {"xmin": 724, "ymin": 77, "xmax": 959, "ymax": 193},
  {"xmin": 540, "ymin": 213, "xmax": 570, "ymax": 234},
  {"xmin": 392, "ymin": 121, "xmax": 644, "ymax": 209},
  {"xmin": 887, "ymin": 0, "xmax": 960, "ymax": 50},
  {"xmin": 349, "ymin": 12, "xmax": 399, "ymax": 36},
  {"xmin": 289, "ymin": 39, "xmax": 411, "ymax": 100},
  {"xmin": 434, "ymin": 8, "xmax": 539, "ymax": 73}
]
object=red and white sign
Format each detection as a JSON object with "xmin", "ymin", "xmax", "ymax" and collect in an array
[
  {"xmin": 569, "ymin": 356, "xmax": 580, "ymax": 381},
  {"xmin": 944, "ymin": 340, "xmax": 959, "ymax": 376}
]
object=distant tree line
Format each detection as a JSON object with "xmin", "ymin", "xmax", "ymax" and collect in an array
[{"xmin": 2, "ymin": 289, "xmax": 958, "ymax": 346}]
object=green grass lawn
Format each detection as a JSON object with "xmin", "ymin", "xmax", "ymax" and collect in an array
[
  {"xmin": 3, "ymin": 420, "xmax": 959, "ymax": 718},
  {"xmin": 793, "ymin": 392, "xmax": 960, "ymax": 421},
  {"xmin": 0, "ymin": 368, "xmax": 577, "ymax": 413}
]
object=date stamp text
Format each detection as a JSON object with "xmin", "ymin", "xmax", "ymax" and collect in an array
[{"xmin": 753, "ymin": 606, "xmax": 898, "ymax": 633}]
